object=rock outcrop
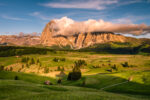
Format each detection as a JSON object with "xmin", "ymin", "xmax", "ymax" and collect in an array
[{"xmin": 41, "ymin": 21, "xmax": 127, "ymax": 49}]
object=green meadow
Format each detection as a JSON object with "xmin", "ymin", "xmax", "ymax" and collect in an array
[{"xmin": 0, "ymin": 49, "xmax": 150, "ymax": 100}]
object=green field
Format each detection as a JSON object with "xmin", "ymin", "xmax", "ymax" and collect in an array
[{"xmin": 0, "ymin": 50, "xmax": 150, "ymax": 100}]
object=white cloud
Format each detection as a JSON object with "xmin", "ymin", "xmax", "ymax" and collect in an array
[
  {"xmin": 1, "ymin": 15, "xmax": 28, "ymax": 21},
  {"xmin": 111, "ymin": 15, "xmax": 150, "ymax": 24},
  {"xmin": 30, "ymin": 12, "xmax": 52, "ymax": 20},
  {"xmin": 30, "ymin": 11, "xmax": 85, "ymax": 21},
  {"xmin": 123, "ymin": 33, "xmax": 150, "ymax": 38},
  {"xmin": 49, "ymin": 17, "xmax": 150, "ymax": 36},
  {"xmin": 40, "ymin": 0, "xmax": 144, "ymax": 10},
  {"xmin": 117, "ymin": 0, "xmax": 142, "ymax": 6},
  {"xmin": 40, "ymin": 0, "xmax": 118, "ymax": 10}
]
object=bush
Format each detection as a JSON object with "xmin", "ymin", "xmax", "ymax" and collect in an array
[
  {"xmin": 67, "ymin": 72, "xmax": 81, "ymax": 81},
  {"xmin": 36, "ymin": 59, "xmax": 40, "ymax": 64},
  {"xmin": 57, "ymin": 66, "xmax": 61, "ymax": 71},
  {"xmin": 74, "ymin": 60, "xmax": 87, "ymax": 68},
  {"xmin": 67, "ymin": 62, "xmax": 82, "ymax": 81},
  {"xmin": 0, "ymin": 65, "xmax": 5, "ymax": 71},
  {"xmin": 22, "ymin": 64, "xmax": 24, "ymax": 69},
  {"xmin": 91, "ymin": 65, "xmax": 101, "ymax": 69},
  {"xmin": 57, "ymin": 79, "xmax": 62, "ymax": 84},
  {"xmin": 106, "ymin": 69, "xmax": 113, "ymax": 72},
  {"xmin": 14, "ymin": 76, "xmax": 19, "ymax": 80},
  {"xmin": 57, "ymin": 66, "xmax": 65, "ymax": 71},
  {"xmin": 82, "ymin": 77, "xmax": 86, "ymax": 86},
  {"xmin": 26, "ymin": 63, "xmax": 29, "ymax": 68},
  {"xmin": 121, "ymin": 62, "xmax": 129, "ymax": 67},
  {"xmin": 10, "ymin": 67, "xmax": 13, "ymax": 71},
  {"xmin": 121, "ymin": 62, "xmax": 137, "ymax": 68},
  {"xmin": 21, "ymin": 57, "xmax": 29, "ymax": 63},
  {"xmin": 61, "ymin": 58, "xmax": 66, "ymax": 61},
  {"xmin": 111, "ymin": 64, "xmax": 118, "ymax": 71},
  {"xmin": 44, "ymin": 67, "xmax": 49, "ymax": 73},
  {"xmin": 53, "ymin": 58, "xmax": 66, "ymax": 62},
  {"xmin": 53, "ymin": 58, "xmax": 59, "ymax": 62},
  {"xmin": 30, "ymin": 58, "xmax": 35, "ymax": 64}
]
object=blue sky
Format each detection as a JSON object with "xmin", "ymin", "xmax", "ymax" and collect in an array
[{"xmin": 0, "ymin": 0, "xmax": 150, "ymax": 36}]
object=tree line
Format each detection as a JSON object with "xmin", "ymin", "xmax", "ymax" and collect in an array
[{"xmin": 0, "ymin": 46, "xmax": 54, "ymax": 57}]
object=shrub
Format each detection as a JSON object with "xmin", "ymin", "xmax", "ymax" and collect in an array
[
  {"xmin": 36, "ymin": 59, "xmax": 40, "ymax": 64},
  {"xmin": 31, "ymin": 58, "xmax": 35, "ymax": 64},
  {"xmin": 26, "ymin": 63, "xmax": 29, "ymax": 68},
  {"xmin": 53, "ymin": 58, "xmax": 66, "ymax": 62},
  {"xmin": 61, "ymin": 58, "xmax": 66, "ymax": 61},
  {"xmin": 67, "ymin": 72, "xmax": 81, "ymax": 81},
  {"xmin": 111, "ymin": 64, "xmax": 118, "ymax": 71},
  {"xmin": 106, "ymin": 69, "xmax": 113, "ymax": 72},
  {"xmin": 82, "ymin": 77, "xmax": 86, "ymax": 86},
  {"xmin": 21, "ymin": 57, "xmax": 29, "ymax": 63},
  {"xmin": 22, "ymin": 64, "xmax": 24, "ymax": 69},
  {"xmin": 57, "ymin": 66, "xmax": 61, "ymax": 71},
  {"xmin": 0, "ymin": 65, "xmax": 5, "ymax": 71},
  {"xmin": 18, "ymin": 68, "xmax": 22, "ymax": 72},
  {"xmin": 92, "ymin": 65, "xmax": 101, "ymax": 69},
  {"xmin": 14, "ymin": 76, "xmax": 19, "ymax": 80},
  {"xmin": 74, "ymin": 60, "xmax": 87, "ymax": 68},
  {"xmin": 44, "ymin": 67, "xmax": 49, "ymax": 73},
  {"xmin": 62, "ymin": 67, "xmax": 65, "ymax": 71},
  {"xmin": 57, "ymin": 79, "xmax": 62, "ymax": 84},
  {"xmin": 10, "ymin": 67, "xmax": 13, "ymax": 71},
  {"xmin": 67, "ymin": 62, "xmax": 82, "ymax": 81},
  {"xmin": 121, "ymin": 62, "xmax": 129, "ymax": 67},
  {"xmin": 53, "ymin": 58, "xmax": 59, "ymax": 62}
]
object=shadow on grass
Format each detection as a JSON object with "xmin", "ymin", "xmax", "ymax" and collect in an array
[{"xmin": 62, "ymin": 72, "xmax": 150, "ymax": 95}]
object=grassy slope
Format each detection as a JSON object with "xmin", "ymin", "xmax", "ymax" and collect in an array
[
  {"xmin": 0, "ymin": 71, "xmax": 150, "ymax": 100},
  {"xmin": 0, "ymin": 51, "xmax": 150, "ymax": 99},
  {"xmin": 63, "ymin": 71, "xmax": 150, "ymax": 95}
]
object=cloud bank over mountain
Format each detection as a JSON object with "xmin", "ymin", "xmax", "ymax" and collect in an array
[{"xmin": 49, "ymin": 17, "xmax": 150, "ymax": 36}]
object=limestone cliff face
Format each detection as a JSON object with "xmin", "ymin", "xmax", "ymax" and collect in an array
[{"xmin": 41, "ymin": 21, "xmax": 127, "ymax": 49}]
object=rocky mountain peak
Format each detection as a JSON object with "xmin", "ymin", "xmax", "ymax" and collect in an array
[{"xmin": 41, "ymin": 21, "xmax": 127, "ymax": 49}]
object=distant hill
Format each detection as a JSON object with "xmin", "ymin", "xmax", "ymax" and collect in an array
[{"xmin": 0, "ymin": 35, "xmax": 41, "ymax": 46}]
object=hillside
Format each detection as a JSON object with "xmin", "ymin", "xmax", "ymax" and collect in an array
[{"xmin": 0, "ymin": 71, "xmax": 150, "ymax": 100}]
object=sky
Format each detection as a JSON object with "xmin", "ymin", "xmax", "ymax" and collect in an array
[{"xmin": 0, "ymin": 0, "xmax": 150, "ymax": 38}]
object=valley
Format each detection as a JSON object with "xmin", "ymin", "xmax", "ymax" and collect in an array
[{"xmin": 0, "ymin": 48, "xmax": 150, "ymax": 100}]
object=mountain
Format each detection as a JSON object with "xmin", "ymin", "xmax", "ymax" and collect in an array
[
  {"xmin": 0, "ymin": 35, "xmax": 41, "ymax": 46},
  {"xmin": 41, "ymin": 21, "xmax": 127, "ymax": 49}
]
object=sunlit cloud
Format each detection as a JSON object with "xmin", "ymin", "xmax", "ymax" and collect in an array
[
  {"xmin": 40, "ymin": 0, "xmax": 145, "ymax": 10},
  {"xmin": 49, "ymin": 17, "xmax": 150, "ymax": 36},
  {"xmin": 40, "ymin": 0, "xmax": 118, "ymax": 10}
]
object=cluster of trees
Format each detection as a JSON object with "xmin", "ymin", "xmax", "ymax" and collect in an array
[
  {"xmin": 78, "ymin": 43, "xmax": 150, "ymax": 54},
  {"xmin": 21, "ymin": 57, "xmax": 41, "ymax": 68},
  {"xmin": 67, "ymin": 60, "xmax": 86, "ymax": 81},
  {"xmin": 0, "ymin": 64, "xmax": 15, "ymax": 72},
  {"xmin": 121, "ymin": 62, "xmax": 137, "ymax": 68},
  {"xmin": 0, "ymin": 46, "xmax": 53, "ymax": 57},
  {"xmin": 53, "ymin": 58, "xmax": 66, "ymax": 62},
  {"xmin": 74, "ymin": 60, "xmax": 87, "ymax": 68}
]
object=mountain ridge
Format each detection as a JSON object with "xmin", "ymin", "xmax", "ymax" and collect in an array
[{"xmin": 41, "ymin": 21, "xmax": 127, "ymax": 49}]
